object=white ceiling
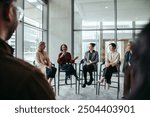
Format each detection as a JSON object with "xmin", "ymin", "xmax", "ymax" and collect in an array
[{"xmin": 75, "ymin": 0, "xmax": 150, "ymax": 21}]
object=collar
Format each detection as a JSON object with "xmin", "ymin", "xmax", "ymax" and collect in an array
[
  {"xmin": 88, "ymin": 50, "xmax": 95, "ymax": 53},
  {"xmin": 0, "ymin": 38, "xmax": 14, "ymax": 56}
]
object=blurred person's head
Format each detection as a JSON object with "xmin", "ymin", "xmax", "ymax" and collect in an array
[
  {"xmin": 88, "ymin": 43, "xmax": 96, "ymax": 51},
  {"xmin": 109, "ymin": 43, "xmax": 116, "ymax": 52},
  {"xmin": 60, "ymin": 44, "xmax": 68, "ymax": 52},
  {"xmin": 38, "ymin": 41, "xmax": 45, "ymax": 52},
  {"xmin": 128, "ymin": 22, "xmax": 150, "ymax": 100},
  {"xmin": 127, "ymin": 41, "xmax": 134, "ymax": 51},
  {"xmin": 0, "ymin": 0, "xmax": 22, "ymax": 41}
]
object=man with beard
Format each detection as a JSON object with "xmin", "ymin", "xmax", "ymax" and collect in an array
[{"xmin": 0, "ymin": 0, "xmax": 55, "ymax": 100}]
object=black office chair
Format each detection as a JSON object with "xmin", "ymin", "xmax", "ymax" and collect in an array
[
  {"xmin": 97, "ymin": 61, "xmax": 121, "ymax": 99},
  {"xmin": 78, "ymin": 60, "xmax": 99, "ymax": 95},
  {"xmin": 57, "ymin": 63, "xmax": 78, "ymax": 95}
]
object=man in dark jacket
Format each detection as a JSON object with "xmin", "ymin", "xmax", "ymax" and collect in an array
[{"xmin": 0, "ymin": 0, "xmax": 55, "ymax": 99}]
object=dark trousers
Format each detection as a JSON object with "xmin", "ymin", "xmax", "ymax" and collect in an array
[
  {"xmin": 83, "ymin": 64, "xmax": 95, "ymax": 83},
  {"xmin": 102, "ymin": 66, "xmax": 117, "ymax": 84},
  {"xmin": 46, "ymin": 67, "xmax": 57, "ymax": 79},
  {"xmin": 123, "ymin": 65, "xmax": 133, "ymax": 98},
  {"xmin": 60, "ymin": 64, "xmax": 77, "ymax": 77}
]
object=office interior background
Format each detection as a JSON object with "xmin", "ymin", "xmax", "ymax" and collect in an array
[{"xmin": 9, "ymin": 0, "xmax": 150, "ymax": 99}]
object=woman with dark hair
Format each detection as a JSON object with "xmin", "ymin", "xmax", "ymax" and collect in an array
[
  {"xmin": 57, "ymin": 44, "xmax": 79, "ymax": 84},
  {"xmin": 128, "ymin": 22, "xmax": 150, "ymax": 99},
  {"xmin": 97, "ymin": 43, "xmax": 120, "ymax": 89},
  {"xmin": 35, "ymin": 41, "xmax": 57, "ymax": 84},
  {"xmin": 82, "ymin": 43, "xmax": 99, "ymax": 88},
  {"xmin": 122, "ymin": 41, "xmax": 134, "ymax": 99}
]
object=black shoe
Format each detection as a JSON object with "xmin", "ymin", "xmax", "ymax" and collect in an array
[
  {"xmin": 75, "ymin": 76, "xmax": 79, "ymax": 81},
  {"xmin": 121, "ymin": 96, "xmax": 126, "ymax": 100},
  {"xmin": 87, "ymin": 79, "xmax": 93, "ymax": 85},
  {"xmin": 82, "ymin": 83, "xmax": 86, "ymax": 88}
]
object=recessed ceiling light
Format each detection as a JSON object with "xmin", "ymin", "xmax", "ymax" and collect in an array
[{"xmin": 105, "ymin": 6, "xmax": 108, "ymax": 9}]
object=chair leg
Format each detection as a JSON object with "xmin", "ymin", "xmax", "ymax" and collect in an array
[{"xmin": 58, "ymin": 72, "xmax": 60, "ymax": 96}]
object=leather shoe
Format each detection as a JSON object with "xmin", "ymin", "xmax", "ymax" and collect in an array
[
  {"xmin": 82, "ymin": 83, "xmax": 86, "ymax": 88},
  {"xmin": 87, "ymin": 79, "xmax": 93, "ymax": 85}
]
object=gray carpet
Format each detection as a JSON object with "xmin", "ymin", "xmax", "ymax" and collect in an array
[{"xmin": 53, "ymin": 74, "xmax": 124, "ymax": 100}]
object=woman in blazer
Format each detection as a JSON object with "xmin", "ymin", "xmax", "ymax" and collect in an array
[
  {"xmin": 122, "ymin": 41, "xmax": 134, "ymax": 99},
  {"xmin": 35, "ymin": 41, "xmax": 57, "ymax": 84},
  {"xmin": 57, "ymin": 44, "xmax": 79, "ymax": 84},
  {"xmin": 82, "ymin": 43, "xmax": 99, "ymax": 88}
]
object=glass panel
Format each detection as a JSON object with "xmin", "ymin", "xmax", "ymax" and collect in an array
[
  {"xmin": 24, "ymin": 25, "xmax": 42, "ymax": 64},
  {"xmin": 117, "ymin": 30, "xmax": 133, "ymax": 40},
  {"xmin": 24, "ymin": 0, "xmax": 43, "ymax": 28},
  {"xmin": 74, "ymin": 31, "xmax": 100, "ymax": 63},
  {"xmin": 74, "ymin": 0, "xmax": 114, "ymax": 29},
  {"xmin": 117, "ymin": 0, "xmax": 150, "ymax": 29},
  {"xmin": 103, "ymin": 30, "xmax": 114, "ymax": 40}
]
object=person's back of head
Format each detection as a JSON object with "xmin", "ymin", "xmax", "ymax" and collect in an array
[{"xmin": 128, "ymin": 22, "xmax": 150, "ymax": 99}]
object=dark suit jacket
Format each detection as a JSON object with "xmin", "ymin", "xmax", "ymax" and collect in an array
[{"xmin": 83, "ymin": 50, "xmax": 99, "ymax": 70}]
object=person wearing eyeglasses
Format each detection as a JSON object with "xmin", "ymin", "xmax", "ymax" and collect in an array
[
  {"xmin": 0, "ymin": 0, "xmax": 55, "ymax": 99},
  {"xmin": 57, "ymin": 44, "xmax": 79, "ymax": 84}
]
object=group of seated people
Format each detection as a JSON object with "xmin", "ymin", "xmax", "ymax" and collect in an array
[{"xmin": 34, "ymin": 41, "xmax": 121, "ymax": 91}]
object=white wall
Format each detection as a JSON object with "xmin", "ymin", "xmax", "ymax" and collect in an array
[{"xmin": 48, "ymin": 0, "xmax": 72, "ymax": 64}]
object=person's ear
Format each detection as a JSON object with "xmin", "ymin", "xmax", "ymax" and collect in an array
[{"xmin": 3, "ymin": 4, "xmax": 12, "ymax": 21}]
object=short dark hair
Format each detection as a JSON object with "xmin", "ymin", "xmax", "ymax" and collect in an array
[
  {"xmin": 89, "ymin": 43, "xmax": 96, "ymax": 47},
  {"xmin": 60, "ymin": 44, "xmax": 68, "ymax": 51},
  {"xmin": 109, "ymin": 43, "xmax": 116, "ymax": 49}
]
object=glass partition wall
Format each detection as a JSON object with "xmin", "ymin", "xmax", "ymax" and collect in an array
[{"xmin": 73, "ymin": 0, "xmax": 150, "ymax": 63}]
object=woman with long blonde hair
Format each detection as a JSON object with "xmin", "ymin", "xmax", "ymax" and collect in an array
[{"xmin": 35, "ymin": 41, "xmax": 57, "ymax": 84}]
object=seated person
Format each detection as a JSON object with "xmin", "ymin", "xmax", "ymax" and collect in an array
[
  {"xmin": 35, "ymin": 41, "xmax": 57, "ymax": 84},
  {"xmin": 82, "ymin": 43, "xmax": 99, "ymax": 88},
  {"xmin": 57, "ymin": 44, "xmax": 79, "ymax": 84},
  {"xmin": 97, "ymin": 43, "xmax": 120, "ymax": 89}
]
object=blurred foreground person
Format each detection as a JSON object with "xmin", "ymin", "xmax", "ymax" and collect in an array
[
  {"xmin": 128, "ymin": 22, "xmax": 150, "ymax": 100},
  {"xmin": 0, "ymin": 0, "xmax": 55, "ymax": 99}
]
